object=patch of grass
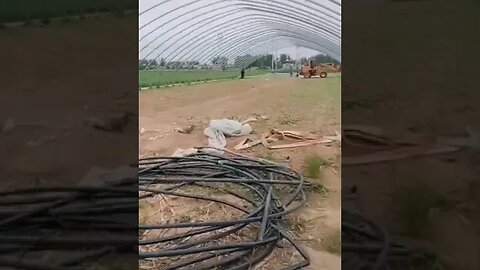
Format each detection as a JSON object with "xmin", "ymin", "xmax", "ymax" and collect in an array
[
  {"xmin": 276, "ymin": 113, "xmax": 301, "ymax": 126},
  {"xmin": 323, "ymin": 230, "xmax": 341, "ymax": 254},
  {"xmin": 303, "ymin": 154, "xmax": 329, "ymax": 179},
  {"xmin": 394, "ymin": 182, "xmax": 452, "ymax": 238},
  {"xmin": 311, "ymin": 184, "xmax": 329, "ymax": 198}
]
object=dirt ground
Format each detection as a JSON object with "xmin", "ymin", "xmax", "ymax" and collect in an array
[
  {"xmin": 0, "ymin": 16, "xmax": 138, "ymax": 188},
  {"xmin": 139, "ymin": 73, "xmax": 341, "ymax": 269},
  {"xmin": 342, "ymin": 2, "xmax": 480, "ymax": 269}
]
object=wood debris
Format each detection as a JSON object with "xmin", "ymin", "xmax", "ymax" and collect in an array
[
  {"xmin": 342, "ymin": 125, "xmax": 476, "ymax": 166},
  {"xmin": 233, "ymin": 138, "xmax": 262, "ymax": 150},
  {"xmin": 343, "ymin": 125, "xmax": 433, "ymax": 147},
  {"xmin": 233, "ymin": 128, "xmax": 335, "ymax": 150},
  {"xmin": 343, "ymin": 145, "xmax": 460, "ymax": 166}
]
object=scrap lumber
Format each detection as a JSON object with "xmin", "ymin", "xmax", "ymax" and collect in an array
[{"xmin": 343, "ymin": 145, "xmax": 460, "ymax": 166}]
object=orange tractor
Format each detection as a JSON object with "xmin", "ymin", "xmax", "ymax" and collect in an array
[
  {"xmin": 298, "ymin": 59, "xmax": 339, "ymax": 78},
  {"xmin": 298, "ymin": 59, "xmax": 327, "ymax": 78}
]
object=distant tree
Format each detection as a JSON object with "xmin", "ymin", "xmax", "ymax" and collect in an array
[
  {"xmin": 279, "ymin": 54, "xmax": 288, "ymax": 65},
  {"xmin": 212, "ymin": 56, "xmax": 228, "ymax": 66},
  {"xmin": 139, "ymin": 59, "xmax": 148, "ymax": 70},
  {"xmin": 313, "ymin": 54, "xmax": 340, "ymax": 65},
  {"xmin": 300, "ymin": 57, "xmax": 308, "ymax": 65},
  {"xmin": 159, "ymin": 58, "xmax": 166, "ymax": 67}
]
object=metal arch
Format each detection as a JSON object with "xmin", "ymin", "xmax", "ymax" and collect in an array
[
  {"xmin": 140, "ymin": 0, "xmax": 340, "ymax": 32},
  {"xmin": 232, "ymin": 38, "xmax": 336, "ymax": 65},
  {"xmin": 225, "ymin": 35, "xmax": 337, "ymax": 64},
  {"xmin": 139, "ymin": 0, "xmax": 340, "ymax": 56},
  {"xmin": 193, "ymin": 18, "xmax": 339, "ymax": 60},
  {"xmin": 161, "ymin": 15, "xmax": 339, "ymax": 63},
  {"xmin": 140, "ymin": 0, "xmax": 205, "ymax": 31},
  {"xmin": 232, "ymin": 36, "xmax": 334, "ymax": 69},
  {"xmin": 154, "ymin": 4, "xmax": 340, "ymax": 60},
  {"xmin": 210, "ymin": 32, "xmax": 338, "ymax": 65},
  {"xmin": 143, "ymin": 14, "xmax": 338, "ymax": 69},
  {"xmin": 194, "ymin": 25, "xmax": 339, "ymax": 65},
  {"xmin": 139, "ymin": 0, "xmax": 341, "ymax": 69},
  {"xmin": 234, "ymin": 38, "xmax": 335, "ymax": 69},
  {"xmin": 233, "ymin": 41, "xmax": 293, "ymax": 69},
  {"xmin": 140, "ymin": 4, "xmax": 340, "ymax": 58},
  {"xmin": 139, "ymin": 0, "xmax": 170, "ymax": 15},
  {"xmin": 140, "ymin": 1, "xmax": 340, "ymax": 43},
  {"xmin": 139, "ymin": 1, "xmax": 340, "ymax": 61},
  {"xmin": 184, "ymin": 21, "xmax": 339, "ymax": 64},
  {"xmin": 139, "ymin": 4, "xmax": 339, "ymax": 53},
  {"xmin": 232, "ymin": 39, "xmax": 297, "ymax": 69},
  {"xmin": 220, "ymin": 33, "xmax": 340, "ymax": 64}
]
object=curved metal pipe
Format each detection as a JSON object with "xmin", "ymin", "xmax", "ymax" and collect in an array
[
  {"xmin": 231, "ymin": 43, "xmax": 281, "ymax": 69},
  {"xmin": 231, "ymin": 37, "xmax": 336, "ymax": 66},
  {"xmin": 232, "ymin": 38, "xmax": 297, "ymax": 69},
  {"xmin": 222, "ymin": 34, "xmax": 339, "ymax": 64},
  {"xmin": 139, "ymin": 0, "xmax": 341, "ymax": 69},
  {"xmin": 163, "ymin": 15, "xmax": 338, "ymax": 63},
  {"xmin": 141, "ymin": 5, "xmax": 339, "ymax": 59},
  {"xmin": 196, "ymin": 28, "xmax": 338, "ymax": 66},
  {"xmin": 190, "ymin": 22, "xmax": 339, "ymax": 64},
  {"xmin": 140, "ymin": 4, "xmax": 339, "ymax": 53},
  {"xmin": 143, "ymin": 15, "xmax": 338, "ymax": 69},
  {"xmin": 228, "ymin": 39, "xmax": 324, "ymax": 64},
  {"xmin": 140, "ymin": 0, "xmax": 340, "ymax": 32}
]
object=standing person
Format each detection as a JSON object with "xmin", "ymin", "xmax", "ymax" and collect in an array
[{"xmin": 240, "ymin": 68, "xmax": 245, "ymax": 79}]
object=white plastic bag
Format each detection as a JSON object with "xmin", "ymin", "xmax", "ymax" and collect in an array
[{"xmin": 204, "ymin": 119, "xmax": 253, "ymax": 149}]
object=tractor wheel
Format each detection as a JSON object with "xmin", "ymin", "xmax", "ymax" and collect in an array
[{"xmin": 320, "ymin": 72, "xmax": 327, "ymax": 78}]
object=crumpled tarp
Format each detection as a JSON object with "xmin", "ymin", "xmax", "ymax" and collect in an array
[{"xmin": 203, "ymin": 119, "xmax": 253, "ymax": 150}]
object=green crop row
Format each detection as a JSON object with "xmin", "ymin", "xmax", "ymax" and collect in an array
[
  {"xmin": 139, "ymin": 70, "xmax": 268, "ymax": 88},
  {"xmin": 0, "ymin": 0, "xmax": 136, "ymax": 23}
]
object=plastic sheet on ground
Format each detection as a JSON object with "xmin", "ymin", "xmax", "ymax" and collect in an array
[{"xmin": 203, "ymin": 119, "xmax": 253, "ymax": 152}]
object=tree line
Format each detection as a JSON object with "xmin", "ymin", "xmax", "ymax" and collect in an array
[{"xmin": 139, "ymin": 53, "xmax": 340, "ymax": 70}]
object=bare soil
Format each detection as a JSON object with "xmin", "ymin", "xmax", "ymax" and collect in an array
[
  {"xmin": 139, "ymin": 74, "xmax": 341, "ymax": 269},
  {"xmin": 343, "ymin": 2, "xmax": 480, "ymax": 269},
  {"xmin": 0, "ymin": 16, "xmax": 138, "ymax": 188}
]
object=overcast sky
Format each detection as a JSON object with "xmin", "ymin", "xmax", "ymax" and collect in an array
[{"xmin": 139, "ymin": 0, "xmax": 341, "ymax": 63}]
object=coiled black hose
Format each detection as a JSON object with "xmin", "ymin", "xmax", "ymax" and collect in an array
[
  {"xmin": 139, "ymin": 147, "xmax": 310, "ymax": 270},
  {"xmin": 342, "ymin": 208, "xmax": 442, "ymax": 270},
  {"xmin": 0, "ymin": 177, "xmax": 138, "ymax": 270}
]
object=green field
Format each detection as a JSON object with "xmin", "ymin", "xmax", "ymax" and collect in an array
[
  {"xmin": 139, "ymin": 69, "xmax": 269, "ymax": 88},
  {"xmin": 0, "ymin": 0, "xmax": 135, "ymax": 22}
]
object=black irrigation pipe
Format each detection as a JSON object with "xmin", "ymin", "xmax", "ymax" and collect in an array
[
  {"xmin": 342, "ymin": 208, "xmax": 443, "ymax": 269},
  {"xmin": 139, "ymin": 147, "xmax": 310, "ymax": 269},
  {"xmin": 0, "ymin": 177, "xmax": 137, "ymax": 269}
]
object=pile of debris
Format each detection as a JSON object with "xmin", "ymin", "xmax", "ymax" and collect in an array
[
  {"xmin": 343, "ymin": 125, "xmax": 478, "ymax": 166},
  {"xmin": 235, "ymin": 128, "xmax": 339, "ymax": 150},
  {"xmin": 202, "ymin": 116, "xmax": 339, "ymax": 152},
  {"xmin": 139, "ymin": 148, "xmax": 310, "ymax": 269}
]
